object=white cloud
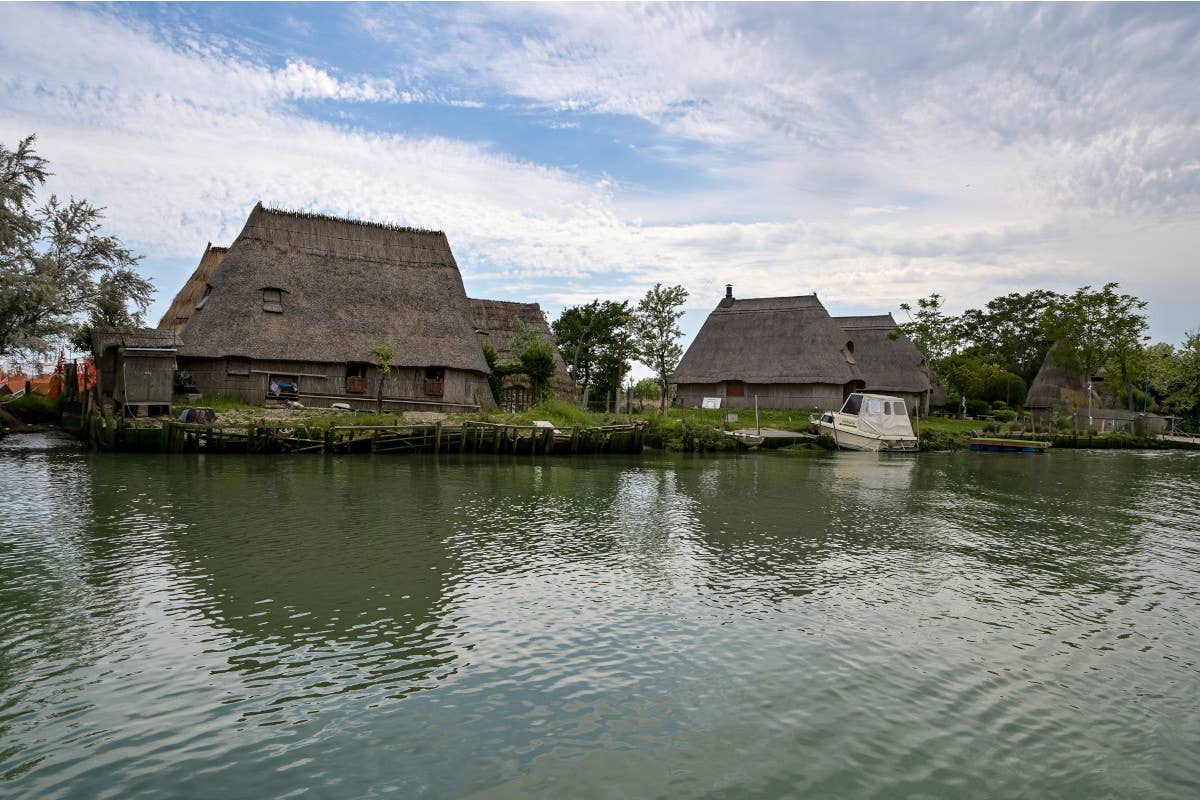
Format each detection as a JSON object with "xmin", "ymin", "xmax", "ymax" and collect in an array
[{"xmin": 2, "ymin": 3, "xmax": 1198, "ymax": 346}]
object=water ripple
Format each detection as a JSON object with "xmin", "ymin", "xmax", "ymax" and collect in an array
[{"xmin": 1, "ymin": 447, "xmax": 1199, "ymax": 797}]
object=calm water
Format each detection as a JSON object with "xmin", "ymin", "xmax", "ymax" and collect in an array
[{"xmin": 2, "ymin": 433, "xmax": 1199, "ymax": 799}]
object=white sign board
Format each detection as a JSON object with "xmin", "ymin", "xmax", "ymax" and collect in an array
[{"xmin": 701, "ymin": 397, "xmax": 722, "ymax": 410}]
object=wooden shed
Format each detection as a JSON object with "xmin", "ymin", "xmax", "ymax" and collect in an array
[{"xmin": 90, "ymin": 327, "xmax": 182, "ymax": 416}]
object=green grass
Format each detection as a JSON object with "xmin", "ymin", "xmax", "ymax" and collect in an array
[
  {"xmin": 913, "ymin": 416, "xmax": 985, "ymax": 434},
  {"xmin": 1, "ymin": 392, "xmax": 63, "ymax": 423}
]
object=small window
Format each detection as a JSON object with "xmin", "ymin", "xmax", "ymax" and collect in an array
[
  {"xmin": 883, "ymin": 402, "xmax": 892, "ymax": 415},
  {"xmin": 424, "ymin": 367, "xmax": 445, "ymax": 397},
  {"xmin": 841, "ymin": 394, "xmax": 863, "ymax": 415},
  {"xmin": 226, "ymin": 357, "xmax": 250, "ymax": 377},
  {"xmin": 195, "ymin": 284, "xmax": 212, "ymax": 310},
  {"xmin": 263, "ymin": 288, "xmax": 283, "ymax": 313},
  {"xmin": 346, "ymin": 363, "xmax": 368, "ymax": 394},
  {"xmin": 846, "ymin": 340, "xmax": 854, "ymax": 354},
  {"xmin": 726, "ymin": 380, "xmax": 745, "ymax": 398}
]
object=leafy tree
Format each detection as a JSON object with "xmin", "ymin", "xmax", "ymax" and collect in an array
[
  {"xmin": 632, "ymin": 282, "xmax": 688, "ymax": 413},
  {"xmin": 632, "ymin": 377, "xmax": 661, "ymax": 401},
  {"xmin": 957, "ymin": 290, "xmax": 1061, "ymax": 384},
  {"xmin": 942, "ymin": 355, "xmax": 1027, "ymax": 407},
  {"xmin": 481, "ymin": 340, "xmax": 504, "ymax": 405},
  {"xmin": 1146, "ymin": 333, "xmax": 1200, "ymax": 425},
  {"xmin": 1047, "ymin": 283, "xmax": 1148, "ymax": 409},
  {"xmin": 517, "ymin": 338, "xmax": 556, "ymax": 404},
  {"xmin": 552, "ymin": 300, "xmax": 632, "ymax": 407},
  {"xmin": 369, "ymin": 341, "xmax": 394, "ymax": 413},
  {"xmin": 894, "ymin": 292, "xmax": 959, "ymax": 411},
  {"xmin": 1, "ymin": 135, "xmax": 152, "ymax": 360}
]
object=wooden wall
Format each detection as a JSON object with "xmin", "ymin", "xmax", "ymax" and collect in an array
[
  {"xmin": 676, "ymin": 381, "xmax": 845, "ymax": 411},
  {"xmin": 180, "ymin": 357, "xmax": 494, "ymax": 410}
]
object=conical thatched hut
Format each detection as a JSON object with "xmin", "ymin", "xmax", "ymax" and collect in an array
[
  {"xmin": 469, "ymin": 299, "xmax": 575, "ymax": 402},
  {"xmin": 157, "ymin": 243, "xmax": 228, "ymax": 335},
  {"xmin": 176, "ymin": 204, "xmax": 493, "ymax": 410},
  {"xmin": 834, "ymin": 314, "xmax": 930, "ymax": 410},
  {"xmin": 672, "ymin": 286, "xmax": 865, "ymax": 410}
]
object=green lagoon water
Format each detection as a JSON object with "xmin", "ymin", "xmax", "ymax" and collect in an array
[{"xmin": 2, "ymin": 432, "xmax": 1199, "ymax": 798}]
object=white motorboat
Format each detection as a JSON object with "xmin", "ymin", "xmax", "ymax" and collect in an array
[{"xmin": 811, "ymin": 392, "xmax": 919, "ymax": 452}]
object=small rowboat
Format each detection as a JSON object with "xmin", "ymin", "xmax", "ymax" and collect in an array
[{"xmin": 968, "ymin": 437, "xmax": 1051, "ymax": 453}]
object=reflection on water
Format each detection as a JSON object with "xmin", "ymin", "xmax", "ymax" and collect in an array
[{"xmin": 2, "ymin": 444, "xmax": 1200, "ymax": 798}]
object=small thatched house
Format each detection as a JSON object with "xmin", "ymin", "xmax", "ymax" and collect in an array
[
  {"xmin": 91, "ymin": 327, "xmax": 182, "ymax": 415},
  {"xmin": 469, "ymin": 298, "xmax": 575, "ymax": 405},
  {"xmin": 673, "ymin": 286, "xmax": 865, "ymax": 410},
  {"xmin": 834, "ymin": 314, "xmax": 931, "ymax": 410},
  {"xmin": 1025, "ymin": 344, "xmax": 1165, "ymax": 432},
  {"xmin": 175, "ymin": 204, "xmax": 493, "ymax": 410},
  {"xmin": 1025, "ymin": 344, "xmax": 1096, "ymax": 423},
  {"xmin": 158, "ymin": 243, "xmax": 228, "ymax": 335}
]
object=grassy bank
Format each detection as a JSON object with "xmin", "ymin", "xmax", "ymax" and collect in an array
[
  {"xmin": 1, "ymin": 393, "xmax": 63, "ymax": 424},
  {"xmin": 159, "ymin": 397, "xmax": 1200, "ymax": 453}
]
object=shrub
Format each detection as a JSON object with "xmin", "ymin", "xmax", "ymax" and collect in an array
[
  {"xmin": 966, "ymin": 399, "xmax": 990, "ymax": 417},
  {"xmin": 993, "ymin": 409, "xmax": 1018, "ymax": 422}
]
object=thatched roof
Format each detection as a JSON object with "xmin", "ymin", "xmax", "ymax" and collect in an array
[
  {"xmin": 1026, "ymin": 343, "xmax": 1094, "ymax": 410},
  {"xmin": 834, "ymin": 314, "xmax": 930, "ymax": 394},
  {"xmin": 673, "ymin": 293, "xmax": 863, "ymax": 385},
  {"xmin": 157, "ymin": 243, "xmax": 228, "ymax": 333},
  {"xmin": 92, "ymin": 327, "xmax": 182, "ymax": 356},
  {"xmin": 178, "ymin": 204, "xmax": 489, "ymax": 373},
  {"xmin": 469, "ymin": 298, "xmax": 575, "ymax": 394}
]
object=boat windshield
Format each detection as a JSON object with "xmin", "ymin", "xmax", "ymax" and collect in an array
[{"xmin": 840, "ymin": 393, "xmax": 863, "ymax": 415}]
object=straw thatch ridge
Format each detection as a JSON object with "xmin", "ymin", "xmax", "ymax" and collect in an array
[
  {"xmin": 469, "ymin": 298, "xmax": 575, "ymax": 394},
  {"xmin": 178, "ymin": 204, "xmax": 488, "ymax": 372},
  {"xmin": 673, "ymin": 294, "xmax": 863, "ymax": 385},
  {"xmin": 834, "ymin": 314, "xmax": 930, "ymax": 394},
  {"xmin": 157, "ymin": 243, "xmax": 229, "ymax": 333},
  {"xmin": 257, "ymin": 204, "xmax": 444, "ymax": 236}
]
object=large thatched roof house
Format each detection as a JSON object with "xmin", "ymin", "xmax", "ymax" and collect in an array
[
  {"xmin": 469, "ymin": 298, "xmax": 575, "ymax": 402},
  {"xmin": 833, "ymin": 314, "xmax": 931, "ymax": 410},
  {"xmin": 673, "ymin": 286, "xmax": 867, "ymax": 410},
  {"xmin": 173, "ymin": 203, "xmax": 493, "ymax": 410},
  {"xmin": 158, "ymin": 243, "xmax": 228, "ymax": 335}
]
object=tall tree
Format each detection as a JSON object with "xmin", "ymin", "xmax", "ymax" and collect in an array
[
  {"xmin": 1, "ymin": 135, "xmax": 152, "ymax": 360},
  {"xmin": 552, "ymin": 300, "xmax": 632, "ymax": 406},
  {"xmin": 957, "ymin": 290, "xmax": 1061, "ymax": 384},
  {"xmin": 894, "ymin": 293, "xmax": 958, "ymax": 411},
  {"xmin": 1047, "ymin": 283, "xmax": 1148, "ymax": 409},
  {"xmin": 632, "ymin": 283, "xmax": 688, "ymax": 413}
]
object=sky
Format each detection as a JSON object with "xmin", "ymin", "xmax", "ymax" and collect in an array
[{"xmin": 2, "ymin": 2, "xmax": 1199, "ymax": 376}]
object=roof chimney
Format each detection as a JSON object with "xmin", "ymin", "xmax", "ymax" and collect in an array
[{"xmin": 720, "ymin": 283, "xmax": 735, "ymax": 308}]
